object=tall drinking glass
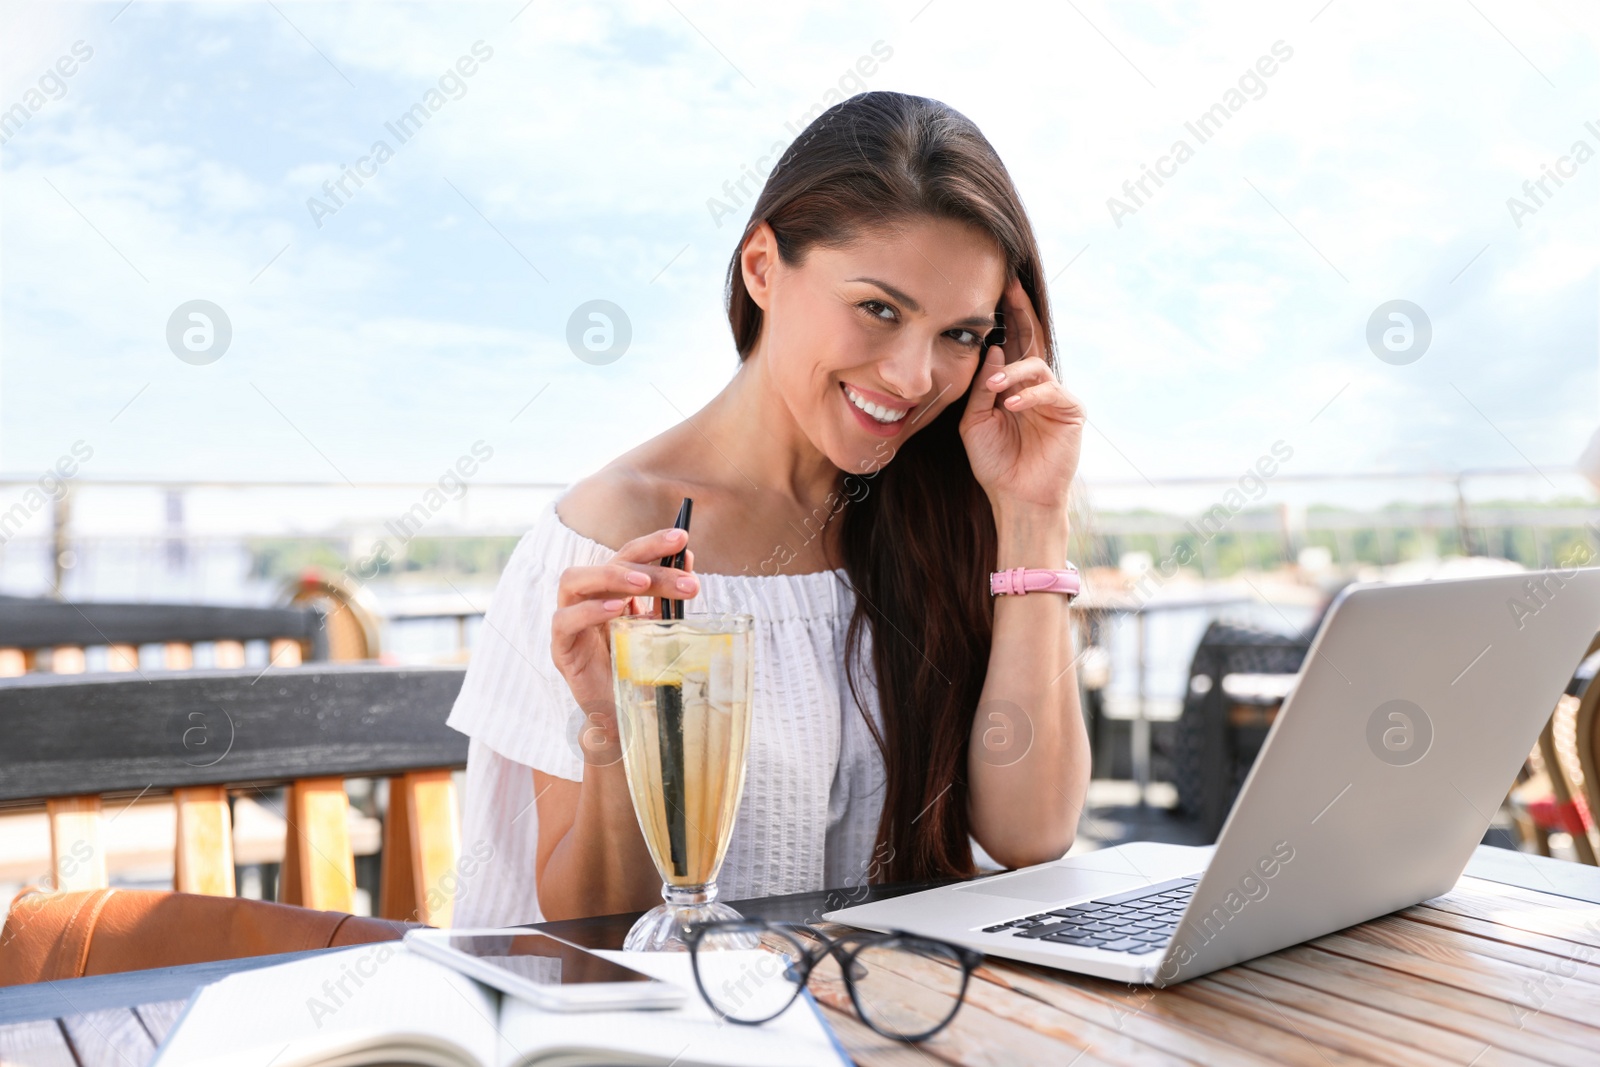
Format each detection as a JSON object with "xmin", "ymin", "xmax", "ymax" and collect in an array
[{"xmin": 609, "ymin": 613, "xmax": 755, "ymax": 951}]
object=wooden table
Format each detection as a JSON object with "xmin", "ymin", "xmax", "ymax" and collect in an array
[{"xmin": 4, "ymin": 846, "xmax": 1600, "ymax": 1065}]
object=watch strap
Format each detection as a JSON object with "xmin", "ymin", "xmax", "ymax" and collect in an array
[{"xmin": 991, "ymin": 563, "xmax": 1081, "ymax": 598}]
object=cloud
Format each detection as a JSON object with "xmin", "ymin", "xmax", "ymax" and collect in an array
[{"xmin": 0, "ymin": 0, "xmax": 1594, "ymax": 500}]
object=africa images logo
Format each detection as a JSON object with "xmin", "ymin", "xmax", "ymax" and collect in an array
[{"xmin": 1365, "ymin": 699, "xmax": 1432, "ymax": 767}]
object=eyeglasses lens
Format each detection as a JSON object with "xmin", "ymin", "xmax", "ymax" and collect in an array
[
  {"xmin": 695, "ymin": 926, "xmax": 808, "ymax": 1024},
  {"xmin": 849, "ymin": 938, "xmax": 966, "ymax": 1041}
]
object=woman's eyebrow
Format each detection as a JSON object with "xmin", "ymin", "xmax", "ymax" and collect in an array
[{"xmin": 848, "ymin": 276, "xmax": 995, "ymax": 329}]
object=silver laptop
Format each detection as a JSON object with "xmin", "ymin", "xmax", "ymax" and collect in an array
[{"xmin": 825, "ymin": 568, "xmax": 1600, "ymax": 985}]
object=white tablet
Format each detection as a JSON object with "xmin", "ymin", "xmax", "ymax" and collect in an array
[{"xmin": 405, "ymin": 928, "xmax": 688, "ymax": 1012}]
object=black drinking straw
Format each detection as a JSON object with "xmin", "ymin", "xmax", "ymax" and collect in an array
[
  {"xmin": 659, "ymin": 497, "xmax": 693, "ymax": 620},
  {"xmin": 656, "ymin": 497, "xmax": 692, "ymax": 877}
]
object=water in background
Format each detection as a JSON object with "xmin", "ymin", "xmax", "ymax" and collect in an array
[{"xmin": 2, "ymin": 523, "xmax": 1318, "ymax": 719}]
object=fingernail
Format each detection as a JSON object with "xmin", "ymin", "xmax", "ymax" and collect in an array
[
  {"xmin": 668, "ymin": 528, "xmax": 687, "ymax": 540},
  {"xmin": 988, "ymin": 372, "xmax": 1006, "ymax": 386},
  {"xmin": 1006, "ymin": 395, "xmax": 1023, "ymax": 406},
  {"xmin": 603, "ymin": 599, "xmax": 625, "ymax": 611},
  {"xmin": 676, "ymin": 577, "xmax": 697, "ymax": 593},
  {"xmin": 627, "ymin": 571, "xmax": 650, "ymax": 587}
]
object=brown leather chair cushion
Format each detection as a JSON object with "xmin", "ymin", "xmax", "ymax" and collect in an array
[{"xmin": 0, "ymin": 886, "xmax": 423, "ymax": 987}]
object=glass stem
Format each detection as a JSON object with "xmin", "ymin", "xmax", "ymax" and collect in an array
[{"xmin": 663, "ymin": 881, "xmax": 718, "ymax": 907}]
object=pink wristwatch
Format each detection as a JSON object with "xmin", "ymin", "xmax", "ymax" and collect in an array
[{"xmin": 991, "ymin": 562, "xmax": 1081, "ymax": 599}]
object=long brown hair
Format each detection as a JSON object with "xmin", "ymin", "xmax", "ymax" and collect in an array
[{"xmin": 724, "ymin": 92, "xmax": 1056, "ymax": 882}]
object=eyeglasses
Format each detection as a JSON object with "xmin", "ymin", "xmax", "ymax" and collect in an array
[{"xmin": 683, "ymin": 919, "xmax": 983, "ymax": 1043}]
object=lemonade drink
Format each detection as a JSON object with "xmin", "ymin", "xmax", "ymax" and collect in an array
[{"xmin": 610, "ymin": 615, "xmax": 753, "ymax": 890}]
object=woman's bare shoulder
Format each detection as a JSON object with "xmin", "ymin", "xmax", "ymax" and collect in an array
[{"xmin": 555, "ymin": 455, "xmax": 688, "ymax": 553}]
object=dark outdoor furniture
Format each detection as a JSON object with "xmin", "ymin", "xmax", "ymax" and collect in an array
[
  {"xmin": 3, "ymin": 846, "xmax": 1597, "ymax": 1065},
  {"xmin": 1166, "ymin": 620, "xmax": 1310, "ymax": 837},
  {"xmin": 0, "ymin": 665, "xmax": 467, "ymax": 925},
  {"xmin": 0, "ymin": 596, "xmax": 329, "ymax": 675},
  {"xmin": 1071, "ymin": 591, "xmax": 1256, "ymax": 802}
]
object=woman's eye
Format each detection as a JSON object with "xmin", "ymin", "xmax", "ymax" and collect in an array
[{"xmin": 854, "ymin": 302, "xmax": 979, "ymax": 348}]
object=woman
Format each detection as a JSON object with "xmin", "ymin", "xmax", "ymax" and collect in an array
[{"xmin": 448, "ymin": 91, "xmax": 1090, "ymax": 926}]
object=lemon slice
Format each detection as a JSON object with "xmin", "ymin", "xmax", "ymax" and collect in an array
[
  {"xmin": 616, "ymin": 629, "xmax": 731, "ymax": 686},
  {"xmin": 612, "ymin": 625, "xmax": 633, "ymax": 683}
]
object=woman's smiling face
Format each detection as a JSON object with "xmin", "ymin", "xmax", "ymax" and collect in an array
[{"xmin": 741, "ymin": 215, "xmax": 1009, "ymax": 475}]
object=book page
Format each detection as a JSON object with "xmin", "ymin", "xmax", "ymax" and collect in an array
[
  {"xmin": 154, "ymin": 944, "xmax": 499, "ymax": 1067},
  {"xmin": 494, "ymin": 951, "xmax": 847, "ymax": 1067}
]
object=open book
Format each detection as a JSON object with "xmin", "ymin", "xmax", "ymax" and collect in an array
[{"xmin": 152, "ymin": 941, "xmax": 850, "ymax": 1067}]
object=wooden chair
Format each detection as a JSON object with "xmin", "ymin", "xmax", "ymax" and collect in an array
[
  {"xmin": 1573, "ymin": 638, "xmax": 1600, "ymax": 843},
  {"xmin": 1511, "ymin": 632, "xmax": 1600, "ymax": 863},
  {"xmin": 286, "ymin": 571, "xmax": 381, "ymax": 663},
  {"xmin": 0, "ymin": 665, "xmax": 469, "ymax": 927},
  {"xmin": 0, "ymin": 598, "xmax": 330, "ymax": 677}
]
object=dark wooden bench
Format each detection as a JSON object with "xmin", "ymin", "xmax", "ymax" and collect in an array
[
  {"xmin": 0, "ymin": 665, "xmax": 468, "ymax": 925},
  {"xmin": 0, "ymin": 598, "xmax": 329, "ymax": 675}
]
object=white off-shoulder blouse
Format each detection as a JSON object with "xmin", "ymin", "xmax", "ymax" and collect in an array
[{"xmin": 445, "ymin": 501, "xmax": 888, "ymax": 927}]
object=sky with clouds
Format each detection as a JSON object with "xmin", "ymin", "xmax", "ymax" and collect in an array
[{"xmin": 2, "ymin": 0, "xmax": 1597, "ymax": 522}]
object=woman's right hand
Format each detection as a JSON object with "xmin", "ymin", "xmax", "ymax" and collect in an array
[{"xmin": 551, "ymin": 528, "xmax": 698, "ymax": 765}]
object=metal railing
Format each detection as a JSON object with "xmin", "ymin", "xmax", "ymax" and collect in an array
[{"xmin": 0, "ymin": 466, "xmax": 1591, "ymax": 625}]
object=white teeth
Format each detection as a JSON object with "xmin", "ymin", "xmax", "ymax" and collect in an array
[{"xmin": 844, "ymin": 385, "xmax": 908, "ymax": 424}]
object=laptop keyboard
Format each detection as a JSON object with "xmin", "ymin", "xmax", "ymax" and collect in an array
[{"xmin": 980, "ymin": 875, "xmax": 1198, "ymax": 955}]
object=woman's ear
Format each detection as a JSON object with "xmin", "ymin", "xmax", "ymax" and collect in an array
[{"xmin": 739, "ymin": 220, "xmax": 779, "ymax": 311}]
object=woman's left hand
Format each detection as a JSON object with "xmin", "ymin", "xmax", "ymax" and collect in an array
[{"xmin": 959, "ymin": 276, "xmax": 1084, "ymax": 516}]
